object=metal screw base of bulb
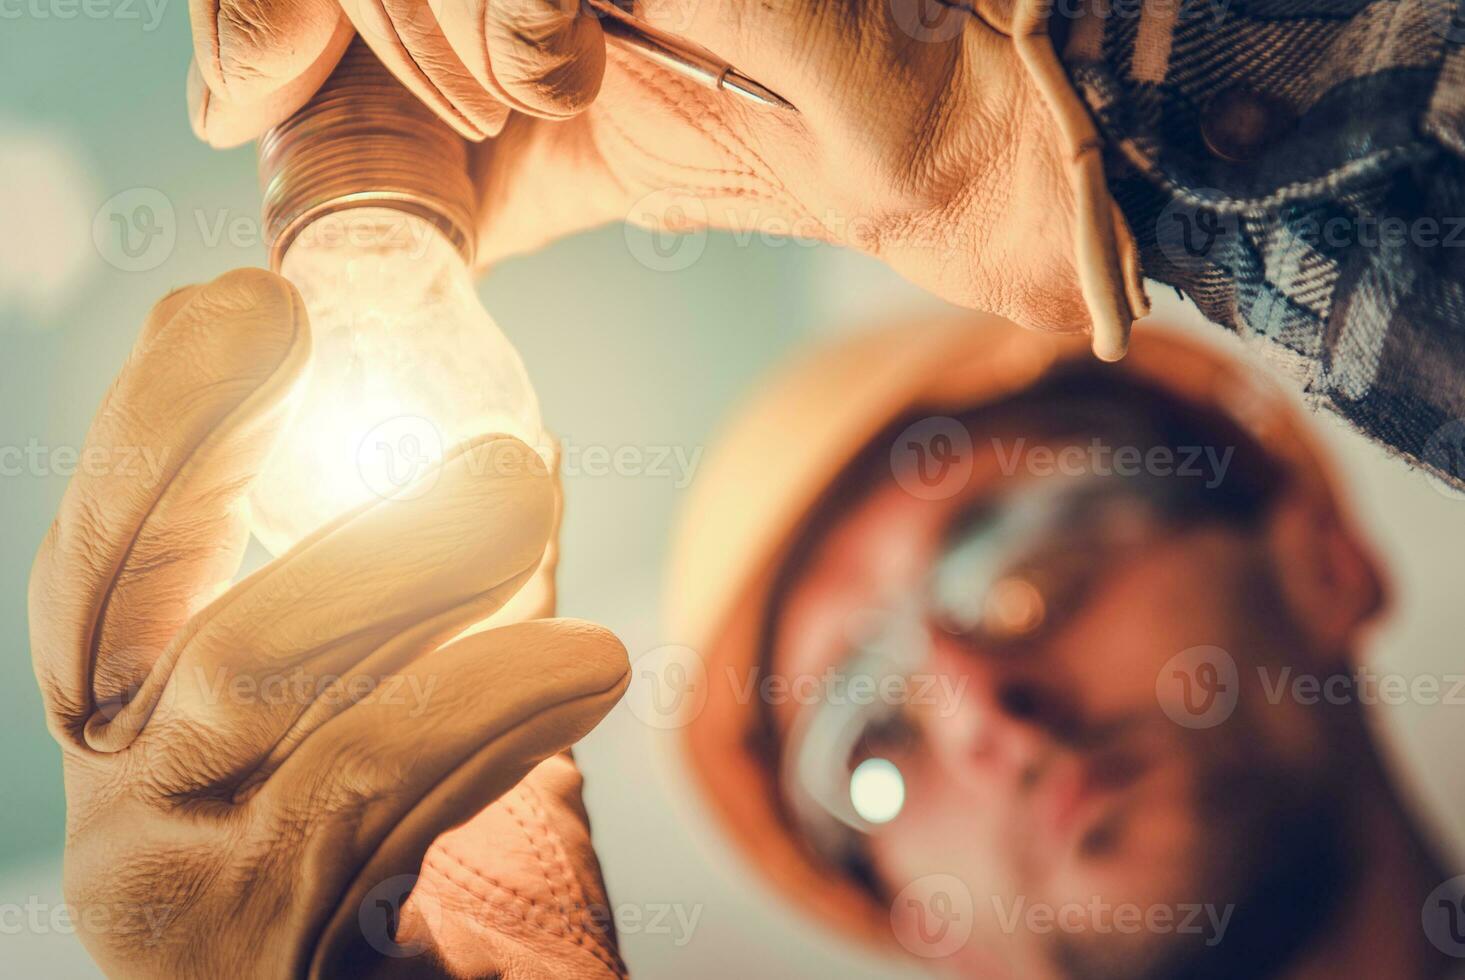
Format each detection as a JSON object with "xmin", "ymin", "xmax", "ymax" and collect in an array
[{"xmin": 258, "ymin": 38, "xmax": 477, "ymax": 271}]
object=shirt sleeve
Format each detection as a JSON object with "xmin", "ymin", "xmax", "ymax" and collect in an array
[{"xmin": 1060, "ymin": 0, "xmax": 1465, "ymax": 487}]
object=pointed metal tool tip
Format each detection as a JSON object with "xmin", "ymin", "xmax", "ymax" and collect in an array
[{"xmin": 722, "ymin": 70, "xmax": 799, "ymax": 112}]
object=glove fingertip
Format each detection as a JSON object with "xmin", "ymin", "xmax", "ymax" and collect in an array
[
  {"xmin": 197, "ymin": 0, "xmax": 345, "ymax": 102},
  {"xmin": 163, "ymin": 269, "xmax": 311, "ymax": 398},
  {"xmin": 187, "ymin": 59, "xmax": 278, "ymax": 148},
  {"xmin": 486, "ymin": 3, "xmax": 606, "ymax": 119},
  {"xmin": 489, "ymin": 618, "xmax": 631, "ymax": 718},
  {"xmin": 548, "ymin": 618, "xmax": 632, "ymax": 700}
]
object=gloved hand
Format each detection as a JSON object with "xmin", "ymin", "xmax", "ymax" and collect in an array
[
  {"xmin": 185, "ymin": 0, "xmax": 607, "ymax": 140},
  {"xmin": 189, "ymin": 0, "xmax": 1147, "ymax": 356},
  {"xmin": 28, "ymin": 268, "xmax": 630, "ymax": 978}
]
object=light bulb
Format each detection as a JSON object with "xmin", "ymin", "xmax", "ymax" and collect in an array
[
  {"xmin": 249, "ymin": 41, "xmax": 544, "ymax": 556},
  {"xmin": 248, "ymin": 208, "xmax": 543, "ymax": 555}
]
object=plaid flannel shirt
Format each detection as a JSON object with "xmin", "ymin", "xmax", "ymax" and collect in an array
[{"xmin": 1060, "ymin": 0, "xmax": 1465, "ymax": 487}]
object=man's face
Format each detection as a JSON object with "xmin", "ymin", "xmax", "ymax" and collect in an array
[{"xmin": 771, "ymin": 437, "xmax": 1354, "ymax": 980}]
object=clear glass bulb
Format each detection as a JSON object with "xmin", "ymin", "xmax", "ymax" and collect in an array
[{"xmin": 248, "ymin": 208, "xmax": 544, "ymax": 556}]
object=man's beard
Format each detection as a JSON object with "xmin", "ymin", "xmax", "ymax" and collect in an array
[{"xmin": 1047, "ymin": 762, "xmax": 1354, "ymax": 980}]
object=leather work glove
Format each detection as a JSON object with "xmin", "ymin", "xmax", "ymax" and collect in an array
[
  {"xmin": 28, "ymin": 268, "xmax": 630, "ymax": 978},
  {"xmin": 188, "ymin": 0, "xmax": 1148, "ymax": 358},
  {"xmin": 185, "ymin": 0, "xmax": 607, "ymax": 140}
]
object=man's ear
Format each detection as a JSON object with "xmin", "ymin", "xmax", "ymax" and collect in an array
[{"xmin": 1263, "ymin": 488, "xmax": 1387, "ymax": 662}]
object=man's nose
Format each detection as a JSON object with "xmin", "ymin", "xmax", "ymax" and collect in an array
[{"xmin": 919, "ymin": 637, "xmax": 1060, "ymax": 786}]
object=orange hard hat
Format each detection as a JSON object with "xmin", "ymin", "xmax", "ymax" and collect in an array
[{"xmin": 664, "ymin": 312, "xmax": 1357, "ymax": 952}]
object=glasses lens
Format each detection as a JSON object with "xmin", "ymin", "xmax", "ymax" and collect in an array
[{"xmin": 930, "ymin": 475, "xmax": 1177, "ymax": 647}]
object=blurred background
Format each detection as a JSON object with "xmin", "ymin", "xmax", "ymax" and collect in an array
[{"xmin": 4, "ymin": 6, "xmax": 1465, "ymax": 977}]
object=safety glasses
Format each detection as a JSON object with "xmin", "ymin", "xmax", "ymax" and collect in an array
[{"xmin": 779, "ymin": 472, "xmax": 1203, "ymax": 866}]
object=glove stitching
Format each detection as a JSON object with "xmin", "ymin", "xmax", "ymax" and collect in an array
[
  {"xmin": 519, "ymin": 781, "xmax": 596, "ymax": 926},
  {"xmin": 500, "ymin": 790, "xmax": 621, "ymax": 966},
  {"xmin": 597, "ymin": 55, "xmax": 824, "ymax": 232},
  {"xmin": 502, "ymin": 794, "xmax": 575, "ymax": 917},
  {"xmin": 515, "ymin": 784, "xmax": 623, "ymax": 969},
  {"xmin": 304, "ymin": 676, "xmax": 629, "ymax": 978},
  {"xmin": 593, "ymin": 104, "xmax": 766, "ymax": 194},
  {"xmin": 422, "ymin": 850, "xmax": 626, "ymax": 975}
]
